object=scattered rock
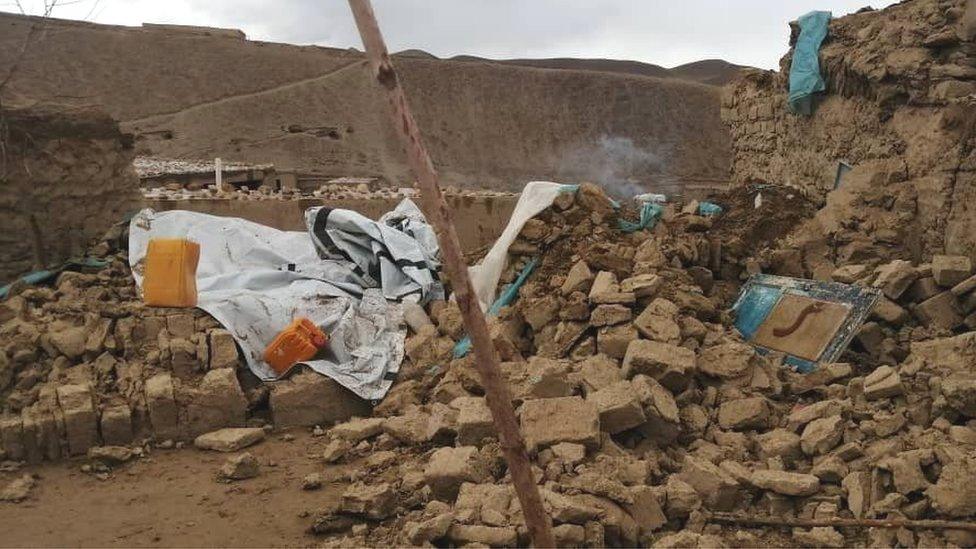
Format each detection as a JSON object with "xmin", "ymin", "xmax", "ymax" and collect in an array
[
  {"xmin": 194, "ymin": 427, "xmax": 266, "ymax": 452},
  {"xmin": 219, "ymin": 452, "xmax": 260, "ymax": 481}
]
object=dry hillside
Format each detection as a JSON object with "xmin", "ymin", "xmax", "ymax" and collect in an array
[{"xmin": 0, "ymin": 12, "xmax": 731, "ymax": 192}]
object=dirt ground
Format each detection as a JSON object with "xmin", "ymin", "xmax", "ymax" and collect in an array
[{"xmin": 0, "ymin": 431, "xmax": 346, "ymax": 548}]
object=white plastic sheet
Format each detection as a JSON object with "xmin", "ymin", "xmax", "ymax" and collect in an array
[
  {"xmin": 128, "ymin": 205, "xmax": 439, "ymax": 401},
  {"xmin": 468, "ymin": 181, "xmax": 574, "ymax": 311}
]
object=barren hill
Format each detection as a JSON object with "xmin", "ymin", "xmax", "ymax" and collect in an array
[
  {"xmin": 0, "ymin": 12, "xmax": 731, "ymax": 192},
  {"xmin": 449, "ymin": 55, "xmax": 745, "ymax": 86}
]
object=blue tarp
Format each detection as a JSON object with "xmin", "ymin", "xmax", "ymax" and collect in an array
[
  {"xmin": 0, "ymin": 257, "xmax": 108, "ymax": 299},
  {"xmin": 788, "ymin": 10, "xmax": 831, "ymax": 115},
  {"xmin": 453, "ymin": 257, "xmax": 539, "ymax": 358},
  {"xmin": 619, "ymin": 202, "xmax": 664, "ymax": 233}
]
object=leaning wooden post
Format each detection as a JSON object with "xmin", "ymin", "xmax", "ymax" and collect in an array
[{"xmin": 346, "ymin": 1, "xmax": 555, "ymax": 546}]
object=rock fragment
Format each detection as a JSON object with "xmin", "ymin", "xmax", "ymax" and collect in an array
[
  {"xmin": 194, "ymin": 427, "xmax": 266, "ymax": 452},
  {"xmin": 219, "ymin": 452, "xmax": 260, "ymax": 480}
]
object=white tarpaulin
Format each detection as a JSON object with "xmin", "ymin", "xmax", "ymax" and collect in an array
[
  {"xmin": 468, "ymin": 181, "xmax": 577, "ymax": 311},
  {"xmin": 128, "ymin": 200, "xmax": 441, "ymax": 401}
]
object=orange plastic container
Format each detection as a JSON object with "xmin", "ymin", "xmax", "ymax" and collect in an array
[
  {"xmin": 264, "ymin": 318, "xmax": 329, "ymax": 375},
  {"xmin": 142, "ymin": 238, "xmax": 200, "ymax": 307}
]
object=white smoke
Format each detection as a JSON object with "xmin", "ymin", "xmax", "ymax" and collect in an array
[{"xmin": 557, "ymin": 136, "xmax": 672, "ymax": 199}]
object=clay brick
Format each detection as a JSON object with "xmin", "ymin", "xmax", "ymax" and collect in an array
[
  {"xmin": 597, "ymin": 324, "xmax": 637, "ymax": 359},
  {"xmin": 99, "ymin": 404, "xmax": 133, "ymax": 446},
  {"xmin": 932, "ymin": 255, "xmax": 972, "ymax": 287},
  {"xmin": 622, "ymin": 340, "xmax": 695, "ymax": 392},
  {"xmin": 55, "ymin": 384, "xmax": 98, "ymax": 455},
  {"xmin": 453, "ymin": 396, "xmax": 495, "ymax": 446},
  {"xmin": 180, "ymin": 368, "xmax": 247, "ymax": 437},
  {"xmin": 208, "ymin": 329, "xmax": 240, "ymax": 370},
  {"xmin": 145, "ymin": 373, "xmax": 180, "ymax": 440},
  {"xmin": 520, "ymin": 396, "xmax": 600, "ymax": 450},
  {"xmin": 0, "ymin": 415, "xmax": 26, "ymax": 461},
  {"xmin": 269, "ymin": 369, "xmax": 371, "ymax": 428},
  {"xmin": 587, "ymin": 380, "xmax": 646, "ymax": 434},
  {"xmin": 915, "ymin": 291, "xmax": 963, "ymax": 330}
]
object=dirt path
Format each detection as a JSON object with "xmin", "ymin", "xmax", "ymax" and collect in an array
[
  {"xmin": 0, "ymin": 431, "xmax": 345, "ymax": 548},
  {"xmin": 122, "ymin": 59, "xmax": 367, "ymax": 126}
]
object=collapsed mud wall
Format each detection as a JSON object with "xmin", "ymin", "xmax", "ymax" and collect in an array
[
  {"xmin": 0, "ymin": 103, "xmax": 139, "ymax": 281},
  {"xmin": 0, "ymin": 12, "xmax": 730, "ymax": 193},
  {"xmin": 722, "ymin": 0, "xmax": 976, "ymax": 274}
]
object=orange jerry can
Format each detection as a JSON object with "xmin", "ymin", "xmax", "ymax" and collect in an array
[
  {"xmin": 142, "ymin": 238, "xmax": 200, "ymax": 307},
  {"xmin": 264, "ymin": 318, "xmax": 329, "ymax": 375}
]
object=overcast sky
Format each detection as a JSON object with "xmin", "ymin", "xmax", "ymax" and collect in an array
[{"xmin": 7, "ymin": 0, "xmax": 896, "ymax": 69}]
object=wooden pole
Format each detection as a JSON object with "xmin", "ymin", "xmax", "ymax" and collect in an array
[
  {"xmin": 345, "ymin": 1, "xmax": 555, "ymax": 547},
  {"xmin": 709, "ymin": 512, "xmax": 976, "ymax": 532}
]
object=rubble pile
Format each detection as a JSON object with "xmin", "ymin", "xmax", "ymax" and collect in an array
[
  {"xmin": 303, "ymin": 184, "xmax": 976, "ymax": 548},
  {"xmin": 0, "ymin": 232, "xmax": 369, "ymax": 463},
  {"xmin": 142, "ymin": 179, "xmax": 516, "ymax": 203},
  {"xmin": 723, "ymin": 0, "xmax": 976, "ymax": 276}
]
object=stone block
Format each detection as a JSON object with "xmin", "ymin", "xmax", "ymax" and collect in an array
[
  {"xmin": 622, "ymin": 340, "xmax": 695, "ymax": 392},
  {"xmin": 801, "ymin": 415, "xmax": 845, "ymax": 456},
  {"xmin": 146, "ymin": 373, "xmax": 180, "ymax": 440},
  {"xmin": 578, "ymin": 354, "xmax": 624, "ymax": 394},
  {"xmin": 331, "ymin": 417, "xmax": 384, "ymax": 442},
  {"xmin": 55, "ymin": 384, "xmax": 98, "ymax": 455},
  {"xmin": 447, "ymin": 524, "xmax": 518, "ymax": 547},
  {"xmin": 341, "ymin": 482, "xmax": 396, "ymax": 520},
  {"xmin": 520, "ymin": 396, "xmax": 600, "ymax": 450},
  {"xmin": 915, "ymin": 291, "xmax": 964, "ymax": 330},
  {"xmin": 99, "ymin": 404, "xmax": 133, "ymax": 446},
  {"xmin": 209, "ymin": 329, "xmax": 239, "ymax": 370},
  {"xmin": 755, "ymin": 428, "xmax": 802, "ymax": 461},
  {"xmin": 424, "ymin": 446, "xmax": 489, "ymax": 500},
  {"xmin": 717, "ymin": 396, "xmax": 769, "ymax": 430},
  {"xmin": 676, "ymin": 455, "xmax": 741, "ymax": 510},
  {"xmin": 907, "ymin": 277, "xmax": 941, "ymax": 303},
  {"xmin": 864, "ymin": 365, "xmax": 903, "ymax": 400},
  {"xmin": 587, "ymin": 380, "xmax": 646, "ymax": 434},
  {"xmin": 181, "ymin": 368, "xmax": 247, "ymax": 437},
  {"xmin": 21, "ymin": 403, "xmax": 60, "ymax": 462},
  {"xmin": 620, "ymin": 274, "xmax": 662, "ymax": 298},
  {"xmin": 561, "ymin": 260, "xmax": 595, "ymax": 295},
  {"xmin": 589, "ymin": 304, "xmax": 631, "ymax": 327},
  {"xmin": 872, "ymin": 260, "xmax": 916, "ymax": 300},
  {"xmin": 166, "ymin": 313, "xmax": 196, "ymax": 339},
  {"xmin": 0, "ymin": 416, "xmax": 26, "ymax": 461},
  {"xmin": 597, "ymin": 324, "xmax": 637, "ymax": 359},
  {"xmin": 589, "ymin": 270, "xmax": 618, "ymax": 299},
  {"xmin": 932, "ymin": 255, "xmax": 972, "ymax": 287},
  {"xmin": 633, "ymin": 298, "xmax": 679, "ymax": 339},
  {"xmin": 269, "ymin": 369, "xmax": 370, "ymax": 428},
  {"xmin": 750, "ymin": 469, "xmax": 821, "ymax": 496},
  {"xmin": 194, "ymin": 427, "xmax": 265, "ymax": 452},
  {"xmin": 453, "ymin": 396, "xmax": 495, "ymax": 446}
]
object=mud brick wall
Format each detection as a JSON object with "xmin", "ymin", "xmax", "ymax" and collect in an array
[
  {"xmin": 721, "ymin": 0, "xmax": 976, "ymax": 268},
  {"xmin": 0, "ymin": 103, "xmax": 140, "ymax": 281}
]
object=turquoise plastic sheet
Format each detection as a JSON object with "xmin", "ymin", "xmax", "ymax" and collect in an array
[
  {"xmin": 619, "ymin": 202, "xmax": 664, "ymax": 233},
  {"xmin": 453, "ymin": 257, "xmax": 539, "ymax": 358},
  {"xmin": 788, "ymin": 10, "xmax": 831, "ymax": 115},
  {"xmin": 698, "ymin": 201, "xmax": 723, "ymax": 217},
  {"xmin": 0, "ymin": 257, "xmax": 108, "ymax": 299}
]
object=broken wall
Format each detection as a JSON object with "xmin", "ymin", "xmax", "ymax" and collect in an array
[
  {"xmin": 722, "ymin": 0, "xmax": 976, "ymax": 273},
  {"xmin": 0, "ymin": 103, "xmax": 139, "ymax": 281}
]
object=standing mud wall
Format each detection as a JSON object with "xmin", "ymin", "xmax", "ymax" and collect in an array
[
  {"xmin": 0, "ymin": 103, "xmax": 139, "ymax": 282},
  {"xmin": 722, "ymin": 0, "xmax": 976, "ymax": 274}
]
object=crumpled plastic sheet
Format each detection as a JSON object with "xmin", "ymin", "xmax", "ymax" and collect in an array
[{"xmin": 128, "ymin": 203, "xmax": 441, "ymax": 401}]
